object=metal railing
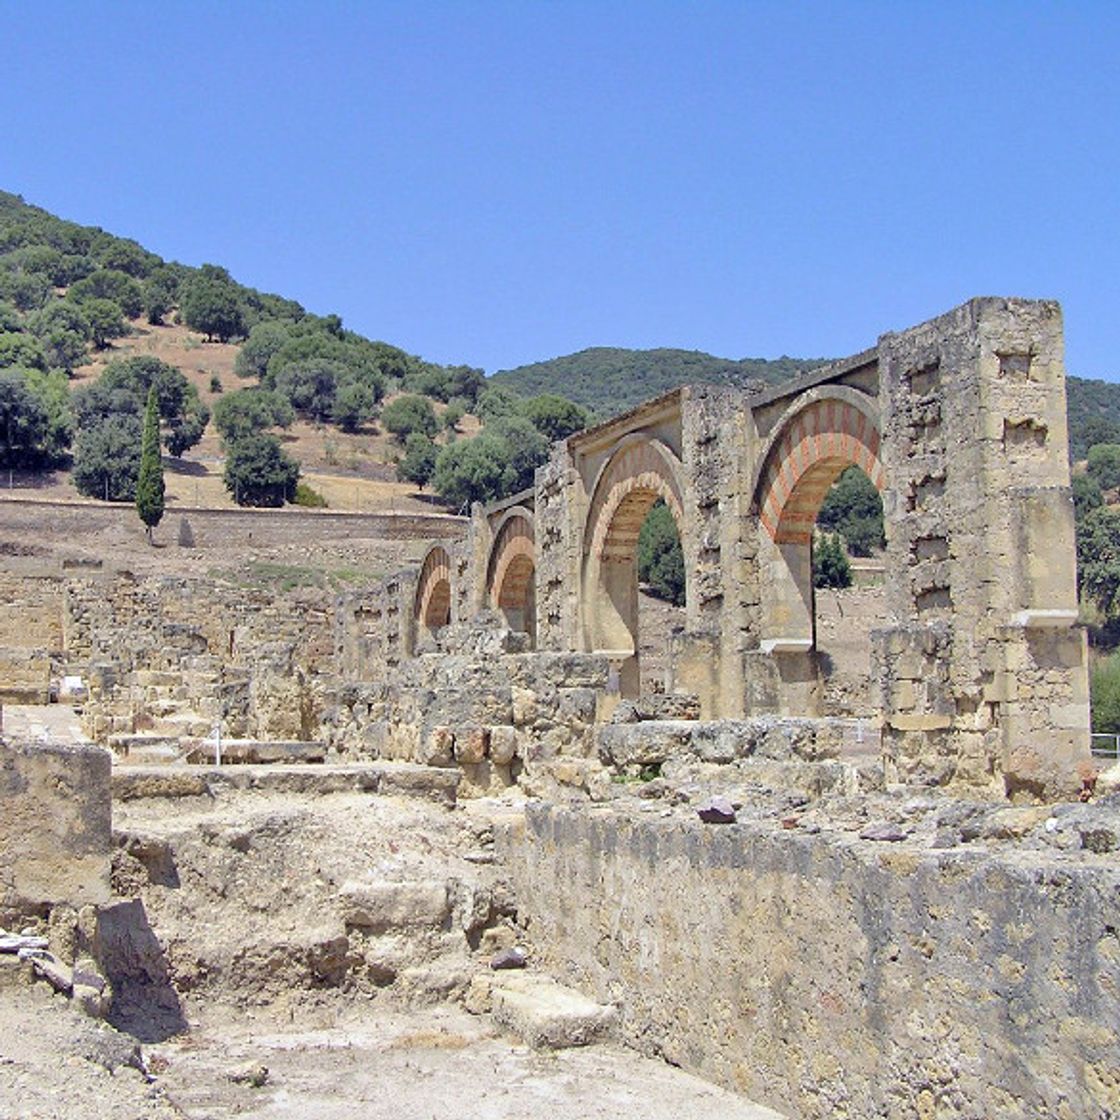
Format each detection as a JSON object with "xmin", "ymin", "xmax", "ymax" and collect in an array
[{"xmin": 1090, "ymin": 733, "xmax": 1120, "ymax": 759}]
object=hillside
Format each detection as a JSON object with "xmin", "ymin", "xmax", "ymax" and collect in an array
[
  {"xmin": 491, "ymin": 347, "xmax": 826, "ymax": 419},
  {"xmin": 1066, "ymin": 376, "xmax": 1120, "ymax": 460},
  {"xmin": 2, "ymin": 187, "xmax": 1119, "ymax": 519},
  {"xmin": 495, "ymin": 343, "xmax": 1120, "ymax": 458}
]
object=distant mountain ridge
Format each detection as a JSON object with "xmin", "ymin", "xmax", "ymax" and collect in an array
[
  {"xmin": 490, "ymin": 347, "xmax": 827, "ymax": 419},
  {"xmin": 494, "ymin": 343, "xmax": 1120, "ymax": 459}
]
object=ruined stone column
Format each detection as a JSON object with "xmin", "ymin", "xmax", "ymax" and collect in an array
[{"xmin": 874, "ymin": 297, "xmax": 1089, "ymax": 798}]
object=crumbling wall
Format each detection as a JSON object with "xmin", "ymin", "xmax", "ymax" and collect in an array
[
  {"xmin": 507, "ymin": 802, "xmax": 1120, "ymax": 1120},
  {"xmin": 66, "ymin": 576, "xmax": 334, "ymax": 741},
  {"xmin": 0, "ymin": 572, "xmax": 65, "ymax": 702},
  {"xmin": 323, "ymin": 618, "xmax": 611, "ymax": 796},
  {"xmin": 874, "ymin": 298, "xmax": 1088, "ymax": 799},
  {"xmin": 0, "ymin": 738, "xmax": 111, "ymax": 924}
]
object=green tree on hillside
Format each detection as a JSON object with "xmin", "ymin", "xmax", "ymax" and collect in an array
[
  {"xmin": 84, "ymin": 299, "xmax": 128, "ymax": 349},
  {"xmin": 813, "ymin": 533, "xmax": 852, "ymax": 589},
  {"xmin": 0, "ymin": 370, "xmax": 50, "ymax": 467},
  {"xmin": 212, "ymin": 388, "xmax": 294, "ymax": 444},
  {"xmin": 637, "ymin": 500, "xmax": 685, "ymax": 605},
  {"xmin": 522, "ymin": 394, "xmax": 590, "ymax": 441},
  {"xmin": 1078, "ymin": 506, "xmax": 1120, "ymax": 618},
  {"xmin": 332, "ymin": 381, "xmax": 377, "ymax": 432},
  {"xmin": 399, "ymin": 433, "xmax": 438, "ymax": 490},
  {"xmin": 817, "ymin": 467, "xmax": 884, "ymax": 556},
  {"xmin": 181, "ymin": 267, "xmax": 245, "ymax": 342},
  {"xmin": 1073, "ymin": 473, "xmax": 1104, "ymax": 520},
  {"xmin": 72, "ymin": 413, "xmax": 142, "ymax": 500},
  {"xmin": 27, "ymin": 302, "xmax": 90, "ymax": 371},
  {"xmin": 142, "ymin": 266, "xmax": 180, "ymax": 325},
  {"xmin": 68, "ymin": 268, "xmax": 144, "ymax": 319},
  {"xmin": 235, "ymin": 320, "xmax": 291, "ymax": 380},
  {"xmin": 223, "ymin": 433, "xmax": 299, "ymax": 507},
  {"xmin": 0, "ymin": 332, "xmax": 46, "ymax": 371},
  {"xmin": 1087, "ymin": 444, "xmax": 1120, "ymax": 492},
  {"xmin": 382, "ymin": 394, "xmax": 438, "ymax": 442},
  {"xmin": 432, "ymin": 432, "xmax": 517, "ymax": 509},
  {"xmin": 135, "ymin": 387, "xmax": 165, "ymax": 542},
  {"xmin": 272, "ymin": 358, "xmax": 344, "ymax": 423}
]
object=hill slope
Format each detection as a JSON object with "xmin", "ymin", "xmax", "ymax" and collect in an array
[
  {"xmin": 495, "ymin": 342, "xmax": 1120, "ymax": 459},
  {"xmin": 491, "ymin": 347, "xmax": 827, "ymax": 418}
]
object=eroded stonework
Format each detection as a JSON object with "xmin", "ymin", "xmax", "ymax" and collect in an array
[{"xmin": 349, "ymin": 298, "xmax": 1089, "ymax": 801}]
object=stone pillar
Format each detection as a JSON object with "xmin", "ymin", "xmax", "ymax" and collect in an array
[
  {"xmin": 1, "ymin": 738, "xmax": 111, "ymax": 922},
  {"xmin": 874, "ymin": 297, "xmax": 1089, "ymax": 798},
  {"xmin": 535, "ymin": 445, "xmax": 581, "ymax": 652}
]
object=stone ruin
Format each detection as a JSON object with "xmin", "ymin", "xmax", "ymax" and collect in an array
[
  {"xmin": 335, "ymin": 296, "xmax": 1091, "ymax": 801},
  {"xmin": 2, "ymin": 297, "xmax": 1117, "ymax": 1120}
]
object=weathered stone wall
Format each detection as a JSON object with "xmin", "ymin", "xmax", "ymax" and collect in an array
[
  {"xmin": 66, "ymin": 576, "xmax": 335, "ymax": 741},
  {"xmin": 443, "ymin": 297, "xmax": 1090, "ymax": 799},
  {"xmin": 507, "ymin": 802, "xmax": 1120, "ymax": 1120},
  {"xmin": 874, "ymin": 298, "xmax": 1086, "ymax": 798},
  {"xmin": 0, "ymin": 498, "xmax": 465, "ymax": 553},
  {"xmin": 0, "ymin": 738, "xmax": 111, "ymax": 923},
  {"xmin": 0, "ymin": 572, "xmax": 65, "ymax": 702},
  {"xmin": 323, "ymin": 620, "xmax": 612, "ymax": 795}
]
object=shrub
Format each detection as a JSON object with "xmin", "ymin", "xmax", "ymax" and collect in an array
[
  {"xmin": 1088, "ymin": 443, "xmax": 1120, "ymax": 492},
  {"xmin": 637, "ymin": 500, "xmax": 685, "ymax": 605},
  {"xmin": 293, "ymin": 481, "xmax": 328, "ymax": 507},
  {"xmin": 813, "ymin": 533, "xmax": 852, "ymax": 589},
  {"xmin": 1091, "ymin": 653, "xmax": 1120, "ymax": 733},
  {"xmin": 223, "ymin": 432, "xmax": 299, "ymax": 507}
]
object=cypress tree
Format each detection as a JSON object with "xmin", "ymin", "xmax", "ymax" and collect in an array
[{"xmin": 136, "ymin": 385, "xmax": 165, "ymax": 542}]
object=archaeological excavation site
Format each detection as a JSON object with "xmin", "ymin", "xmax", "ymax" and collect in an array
[{"xmin": 2, "ymin": 297, "xmax": 1118, "ymax": 1119}]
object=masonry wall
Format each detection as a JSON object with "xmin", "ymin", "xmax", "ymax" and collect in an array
[
  {"xmin": 66, "ymin": 576, "xmax": 336, "ymax": 741},
  {"xmin": 0, "ymin": 498, "xmax": 465, "ymax": 553},
  {"xmin": 0, "ymin": 573, "xmax": 65, "ymax": 702},
  {"xmin": 0, "ymin": 738, "xmax": 111, "ymax": 923},
  {"xmin": 874, "ymin": 298, "xmax": 1087, "ymax": 799},
  {"xmin": 508, "ymin": 804, "xmax": 1120, "ymax": 1120}
]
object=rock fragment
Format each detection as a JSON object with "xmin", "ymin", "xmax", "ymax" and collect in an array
[{"xmin": 697, "ymin": 796, "xmax": 737, "ymax": 824}]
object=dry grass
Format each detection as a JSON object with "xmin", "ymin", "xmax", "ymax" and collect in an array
[{"xmin": 57, "ymin": 317, "xmax": 471, "ymax": 514}]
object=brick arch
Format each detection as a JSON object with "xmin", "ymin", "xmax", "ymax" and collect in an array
[
  {"xmin": 487, "ymin": 510, "xmax": 536, "ymax": 639},
  {"xmin": 755, "ymin": 391, "xmax": 884, "ymax": 545},
  {"xmin": 584, "ymin": 436, "xmax": 686, "ymax": 564},
  {"xmin": 414, "ymin": 545, "xmax": 452, "ymax": 632}
]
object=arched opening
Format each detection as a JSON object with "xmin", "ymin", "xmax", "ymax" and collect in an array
[
  {"xmin": 582, "ymin": 437, "xmax": 686, "ymax": 698},
  {"xmin": 813, "ymin": 465, "xmax": 886, "ymax": 720},
  {"xmin": 487, "ymin": 511, "xmax": 536, "ymax": 647},
  {"xmin": 754, "ymin": 392, "xmax": 884, "ymax": 717},
  {"xmin": 414, "ymin": 546, "xmax": 452, "ymax": 640},
  {"xmin": 636, "ymin": 499, "xmax": 685, "ymax": 694}
]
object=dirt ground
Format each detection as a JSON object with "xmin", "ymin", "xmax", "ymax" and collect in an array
[
  {"xmin": 0, "ymin": 746, "xmax": 785, "ymax": 1120},
  {"xmin": 0, "ymin": 983, "xmax": 783, "ymax": 1119}
]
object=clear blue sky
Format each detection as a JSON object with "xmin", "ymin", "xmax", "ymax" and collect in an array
[{"xmin": 4, "ymin": 2, "xmax": 1118, "ymax": 377}]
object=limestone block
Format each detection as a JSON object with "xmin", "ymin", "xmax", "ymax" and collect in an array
[
  {"xmin": 454, "ymin": 727, "xmax": 489, "ymax": 765},
  {"xmin": 511, "ymin": 686, "xmax": 537, "ymax": 726},
  {"xmin": 0, "ymin": 738, "xmax": 111, "ymax": 915},
  {"xmin": 418, "ymin": 726, "xmax": 455, "ymax": 767},
  {"xmin": 489, "ymin": 726, "xmax": 518, "ymax": 766},
  {"xmin": 339, "ymin": 880, "xmax": 450, "ymax": 933},
  {"xmin": 490, "ymin": 973, "xmax": 617, "ymax": 1049},
  {"xmin": 596, "ymin": 722, "xmax": 695, "ymax": 767}
]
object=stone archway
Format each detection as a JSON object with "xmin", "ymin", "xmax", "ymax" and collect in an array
[
  {"xmin": 414, "ymin": 545, "xmax": 452, "ymax": 639},
  {"xmin": 753, "ymin": 388, "xmax": 884, "ymax": 657},
  {"xmin": 581, "ymin": 435, "xmax": 686, "ymax": 697},
  {"xmin": 487, "ymin": 510, "xmax": 536, "ymax": 645}
]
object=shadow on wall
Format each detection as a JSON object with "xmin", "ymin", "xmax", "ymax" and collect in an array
[{"xmin": 96, "ymin": 898, "xmax": 188, "ymax": 1043}]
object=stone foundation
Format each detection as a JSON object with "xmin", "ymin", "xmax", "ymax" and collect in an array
[
  {"xmin": 0, "ymin": 737, "xmax": 112, "ymax": 923},
  {"xmin": 506, "ymin": 801, "xmax": 1120, "ymax": 1120}
]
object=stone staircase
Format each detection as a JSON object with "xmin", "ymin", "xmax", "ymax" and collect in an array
[{"xmin": 105, "ymin": 759, "xmax": 618, "ymax": 1056}]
